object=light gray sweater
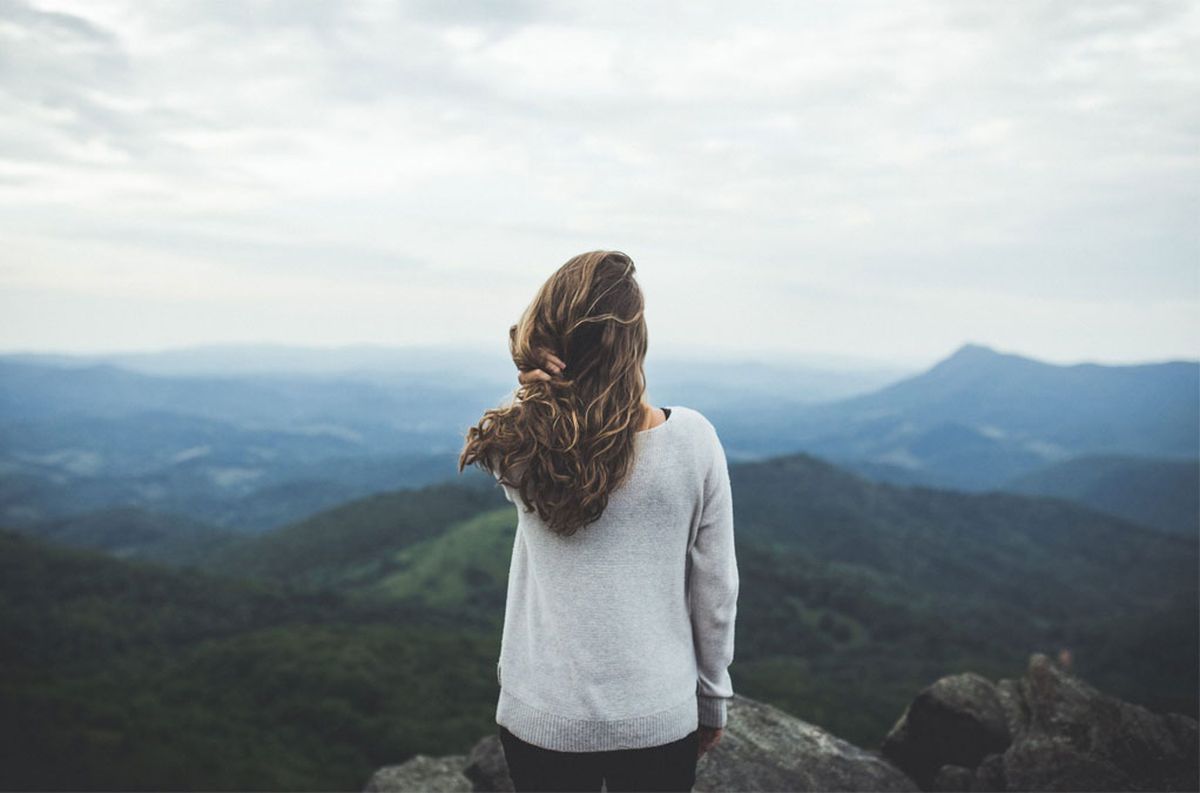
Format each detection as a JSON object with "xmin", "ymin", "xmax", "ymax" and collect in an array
[{"xmin": 492, "ymin": 404, "xmax": 739, "ymax": 752}]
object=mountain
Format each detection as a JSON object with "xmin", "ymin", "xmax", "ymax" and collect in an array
[
  {"xmin": 2, "ymin": 342, "xmax": 912, "ymax": 404},
  {"xmin": 0, "ymin": 358, "xmax": 490, "ymax": 450},
  {"xmin": 14, "ymin": 504, "xmax": 238, "ymax": 564},
  {"xmin": 728, "ymin": 449, "xmax": 1195, "ymax": 616},
  {"xmin": 0, "ymin": 527, "xmax": 504, "ymax": 792},
  {"xmin": 724, "ymin": 451, "xmax": 1198, "ymax": 728},
  {"xmin": 189, "ymin": 473, "xmax": 505, "ymax": 588},
  {"xmin": 0, "ymin": 348, "xmax": 909, "ymax": 536},
  {"xmin": 3, "ymin": 446, "xmax": 1196, "ymax": 790},
  {"xmin": 1002, "ymin": 454, "xmax": 1199, "ymax": 537},
  {"xmin": 187, "ymin": 453, "xmax": 1198, "ymax": 741},
  {"xmin": 0, "ymin": 356, "xmax": 493, "ymax": 534},
  {"xmin": 3, "ymin": 342, "xmax": 515, "ymax": 380},
  {"xmin": 732, "ymin": 342, "xmax": 1198, "ymax": 490},
  {"xmin": 0, "ymin": 410, "xmax": 463, "ymax": 533},
  {"xmin": 5, "ymin": 343, "xmax": 1195, "ymax": 502},
  {"xmin": 7, "ymin": 341, "xmax": 1194, "ymax": 530}
]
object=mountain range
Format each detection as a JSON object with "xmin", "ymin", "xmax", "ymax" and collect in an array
[
  {"xmin": 0, "ymin": 340, "xmax": 1195, "ymax": 790},
  {"xmin": 2, "ymin": 342, "xmax": 1196, "ymax": 546},
  {"xmin": 2, "ymin": 449, "xmax": 1195, "ymax": 789}
]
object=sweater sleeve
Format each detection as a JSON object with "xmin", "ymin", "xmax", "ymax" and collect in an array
[{"xmin": 688, "ymin": 425, "xmax": 739, "ymax": 728}]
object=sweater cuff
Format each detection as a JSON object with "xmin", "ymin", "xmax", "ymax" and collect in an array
[{"xmin": 698, "ymin": 695, "xmax": 728, "ymax": 728}]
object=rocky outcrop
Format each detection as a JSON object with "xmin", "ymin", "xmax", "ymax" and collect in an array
[
  {"xmin": 365, "ymin": 653, "xmax": 1198, "ymax": 792},
  {"xmin": 365, "ymin": 693, "xmax": 917, "ymax": 792},
  {"xmin": 366, "ymin": 754, "xmax": 474, "ymax": 792},
  {"xmin": 881, "ymin": 652, "xmax": 1198, "ymax": 792}
]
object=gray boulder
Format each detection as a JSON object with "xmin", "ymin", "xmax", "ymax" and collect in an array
[
  {"xmin": 364, "ymin": 753, "xmax": 473, "ymax": 792},
  {"xmin": 367, "ymin": 693, "xmax": 916, "ymax": 792},
  {"xmin": 882, "ymin": 652, "xmax": 1199, "ymax": 791},
  {"xmin": 681, "ymin": 693, "xmax": 918, "ymax": 792},
  {"xmin": 366, "ymin": 654, "xmax": 1198, "ymax": 792}
]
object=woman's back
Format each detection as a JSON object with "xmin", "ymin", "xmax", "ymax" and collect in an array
[{"xmin": 494, "ymin": 404, "xmax": 739, "ymax": 752}]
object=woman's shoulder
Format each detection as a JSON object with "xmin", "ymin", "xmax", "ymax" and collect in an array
[
  {"xmin": 668, "ymin": 404, "xmax": 715, "ymax": 431},
  {"xmin": 665, "ymin": 405, "xmax": 722, "ymax": 447}
]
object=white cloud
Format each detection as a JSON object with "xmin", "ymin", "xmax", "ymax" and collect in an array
[{"xmin": 0, "ymin": 0, "xmax": 1196, "ymax": 365}]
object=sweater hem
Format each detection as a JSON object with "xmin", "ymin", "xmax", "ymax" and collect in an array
[{"xmin": 496, "ymin": 688, "xmax": 699, "ymax": 752}]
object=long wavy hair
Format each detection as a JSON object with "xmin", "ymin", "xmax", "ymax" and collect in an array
[{"xmin": 458, "ymin": 250, "xmax": 651, "ymax": 536}]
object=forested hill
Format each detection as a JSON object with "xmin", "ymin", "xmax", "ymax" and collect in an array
[
  {"xmin": 189, "ymin": 451, "xmax": 1197, "ymax": 732},
  {"xmin": 0, "ymin": 528, "xmax": 498, "ymax": 791},
  {"xmin": 2, "ymin": 448, "xmax": 1195, "ymax": 790}
]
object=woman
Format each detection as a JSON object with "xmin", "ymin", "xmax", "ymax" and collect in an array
[{"xmin": 459, "ymin": 250, "xmax": 739, "ymax": 792}]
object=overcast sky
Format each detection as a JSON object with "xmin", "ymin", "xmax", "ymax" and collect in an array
[{"xmin": 1, "ymin": 0, "xmax": 1196, "ymax": 369}]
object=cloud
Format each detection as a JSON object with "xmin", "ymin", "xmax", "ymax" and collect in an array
[{"xmin": 0, "ymin": 0, "xmax": 1196, "ymax": 363}]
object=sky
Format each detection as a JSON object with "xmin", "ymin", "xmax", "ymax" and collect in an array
[{"xmin": 0, "ymin": 0, "xmax": 1197, "ymax": 369}]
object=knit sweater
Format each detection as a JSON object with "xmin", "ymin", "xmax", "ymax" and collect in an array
[{"xmin": 491, "ymin": 403, "xmax": 739, "ymax": 752}]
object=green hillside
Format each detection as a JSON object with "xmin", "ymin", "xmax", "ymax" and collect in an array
[
  {"xmin": 4, "ymin": 454, "xmax": 1196, "ymax": 790},
  {"xmin": 195, "ymin": 456, "xmax": 1197, "ymax": 745},
  {"xmin": 1003, "ymin": 453, "xmax": 1199, "ymax": 536},
  {"xmin": 0, "ymin": 529, "xmax": 503, "ymax": 792},
  {"xmin": 12, "ymin": 505, "xmax": 239, "ymax": 564},
  {"xmin": 365, "ymin": 507, "xmax": 515, "ymax": 615},
  {"xmin": 723, "ymin": 452, "xmax": 1198, "ymax": 726},
  {"xmin": 727, "ymin": 451, "xmax": 1196, "ymax": 616},
  {"xmin": 188, "ymin": 479, "xmax": 502, "ymax": 586}
]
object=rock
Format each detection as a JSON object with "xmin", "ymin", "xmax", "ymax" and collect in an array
[
  {"xmin": 366, "ymin": 694, "xmax": 916, "ymax": 792},
  {"xmin": 881, "ymin": 652, "xmax": 1199, "ymax": 792},
  {"xmin": 364, "ymin": 754, "xmax": 473, "ymax": 792},
  {"xmin": 366, "ymin": 656, "xmax": 1198, "ymax": 792},
  {"xmin": 931, "ymin": 765, "xmax": 974, "ymax": 791},
  {"xmin": 463, "ymin": 734, "xmax": 514, "ymax": 792},
  {"xmin": 971, "ymin": 753, "xmax": 1006, "ymax": 792},
  {"xmin": 693, "ymin": 694, "xmax": 917, "ymax": 792},
  {"xmin": 880, "ymin": 671, "xmax": 1012, "ymax": 789}
]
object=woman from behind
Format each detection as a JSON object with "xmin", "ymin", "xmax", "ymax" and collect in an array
[{"xmin": 459, "ymin": 250, "xmax": 739, "ymax": 792}]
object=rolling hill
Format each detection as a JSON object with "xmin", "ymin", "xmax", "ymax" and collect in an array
[
  {"xmin": 1002, "ymin": 454, "xmax": 1199, "ymax": 536},
  {"xmin": 3, "ymin": 343, "xmax": 1195, "ymax": 536},
  {"xmin": 0, "ymin": 347, "xmax": 904, "ymax": 534},
  {"xmin": 185, "ymin": 453, "xmax": 1199, "ymax": 740},
  {"xmin": 0, "ymin": 527, "xmax": 503, "ymax": 792},
  {"xmin": 3, "ymin": 444, "xmax": 1195, "ymax": 789},
  {"xmin": 11, "ymin": 504, "xmax": 237, "ymax": 564}
]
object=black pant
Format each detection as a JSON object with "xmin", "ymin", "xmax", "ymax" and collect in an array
[{"xmin": 498, "ymin": 725, "xmax": 699, "ymax": 792}]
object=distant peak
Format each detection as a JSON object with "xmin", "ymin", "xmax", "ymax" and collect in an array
[
  {"xmin": 920, "ymin": 342, "xmax": 1016, "ymax": 377},
  {"xmin": 947, "ymin": 342, "xmax": 998, "ymax": 360}
]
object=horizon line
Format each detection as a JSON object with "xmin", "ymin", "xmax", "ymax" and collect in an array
[{"xmin": 0, "ymin": 340, "xmax": 1196, "ymax": 370}]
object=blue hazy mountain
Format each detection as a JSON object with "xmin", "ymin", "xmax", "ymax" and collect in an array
[
  {"xmin": 2, "ymin": 342, "xmax": 1195, "ymax": 540},
  {"xmin": 729, "ymin": 342, "xmax": 1197, "ymax": 491},
  {"xmin": 0, "ymin": 347, "xmax": 909, "ymax": 532}
]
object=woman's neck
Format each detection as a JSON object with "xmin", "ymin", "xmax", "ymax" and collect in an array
[{"xmin": 639, "ymin": 402, "xmax": 666, "ymax": 431}]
